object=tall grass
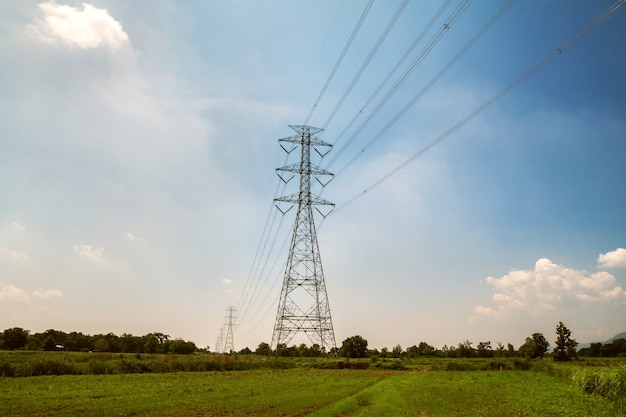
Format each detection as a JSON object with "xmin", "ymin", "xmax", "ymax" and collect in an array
[
  {"xmin": 571, "ymin": 366, "xmax": 626, "ymax": 403},
  {"xmin": 0, "ymin": 352, "xmax": 294, "ymax": 377}
]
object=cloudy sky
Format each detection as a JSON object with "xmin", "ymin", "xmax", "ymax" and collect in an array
[{"xmin": 1, "ymin": 0, "xmax": 625, "ymax": 351}]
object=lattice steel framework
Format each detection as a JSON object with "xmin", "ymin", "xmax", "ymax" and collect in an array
[
  {"xmin": 271, "ymin": 125, "xmax": 337, "ymax": 354},
  {"xmin": 223, "ymin": 306, "xmax": 236, "ymax": 353}
]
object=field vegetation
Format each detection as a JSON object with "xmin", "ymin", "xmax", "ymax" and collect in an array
[
  {"xmin": 1, "ymin": 351, "xmax": 625, "ymax": 416},
  {"xmin": 2, "ymin": 323, "xmax": 625, "ymax": 415}
]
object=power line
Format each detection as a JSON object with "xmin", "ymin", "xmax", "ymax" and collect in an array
[
  {"xmin": 237, "ymin": 213, "xmax": 287, "ymax": 325},
  {"xmin": 304, "ymin": 0, "xmax": 375, "ymax": 125},
  {"xmin": 333, "ymin": 0, "xmax": 518, "ymax": 177},
  {"xmin": 235, "ymin": 155, "xmax": 289, "ymax": 313},
  {"xmin": 235, "ymin": 1, "xmax": 375, "ymax": 333},
  {"xmin": 321, "ymin": 0, "xmax": 410, "ymax": 131},
  {"xmin": 333, "ymin": 0, "xmax": 626, "ymax": 214},
  {"xmin": 326, "ymin": 0, "xmax": 472, "ymax": 169},
  {"xmin": 327, "ymin": 0, "xmax": 453, "ymax": 152}
]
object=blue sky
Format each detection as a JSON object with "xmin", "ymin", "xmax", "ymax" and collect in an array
[{"xmin": 1, "ymin": 0, "xmax": 625, "ymax": 351}]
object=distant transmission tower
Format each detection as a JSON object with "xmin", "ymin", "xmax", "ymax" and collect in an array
[
  {"xmin": 223, "ymin": 306, "xmax": 236, "ymax": 353},
  {"xmin": 214, "ymin": 327, "xmax": 224, "ymax": 354},
  {"xmin": 271, "ymin": 125, "xmax": 337, "ymax": 354}
]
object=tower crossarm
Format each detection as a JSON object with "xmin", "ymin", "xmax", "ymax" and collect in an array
[
  {"xmin": 279, "ymin": 135, "xmax": 331, "ymax": 148},
  {"xmin": 276, "ymin": 163, "xmax": 333, "ymax": 177},
  {"xmin": 274, "ymin": 193, "xmax": 335, "ymax": 207}
]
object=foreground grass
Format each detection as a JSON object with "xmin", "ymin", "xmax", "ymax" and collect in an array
[
  {"xmin": 309, "ymin": 370, "xmax": 624, "ymax": 417},
  {"xmin": 0, "ymin": 369, "xmax": 382, "ymax": 417},
  {"xmin": 2, "ymin": 368, "xmax": 624, "ymax": 417}
]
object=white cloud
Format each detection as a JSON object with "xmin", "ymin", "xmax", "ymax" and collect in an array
[
  {"xmin": 221, "ymin": 278, "xmax": 233, "ymax": 285},
  {"xmin": 73, "ymin": 244, "xmax": 104, "ymax": 262},
  {"xmin": 0, "ymin": 285, "xmax": 64, "ymax": 305},
  {"xmin": 124, "ymin": 232, "xmax": 143, "ymax": 241},
  {"xmin": 598, "ymin": 248, "xmax": 626, "ymax": 269},
  {"xmin": 11, "ymin": 222, "xmax": 25, "ymax": 231},
  {"xmin": 0, "ymin": 247, "xmax": 29, "ymax": 263},
  {"xmin": 0, "ymin": 285, "xmax": 31, "ymax": 304},
  {"xmin": 32, "ymin": 288, "xmax": 64, "ymax": 299},
  {"xmin": 26, "ymin": 1, "xmax": 128, "ymax": 49},
  {"xmin": 473, "ymin": 258, "xmax": 626, "ymax": 321},
  {"xmin": 8, "ymin": 250, "xmax": 29, "ymax": 262}
]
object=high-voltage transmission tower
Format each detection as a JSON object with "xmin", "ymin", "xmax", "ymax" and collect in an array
[
  {"xmin": 223, "ymin": 306, "xmax": 236, "ymax": 353},
  {"xmin": 214, "ymin": 328, "xmax": 224, "ymax": 354},
  {"xmin": 271, "ymin": 125, "xmax": 337, "ymax": 354}
]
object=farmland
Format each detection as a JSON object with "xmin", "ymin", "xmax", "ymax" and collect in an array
[{"xmin": 1, "ymin": 352, "xmax": 624, "ymax": 416}]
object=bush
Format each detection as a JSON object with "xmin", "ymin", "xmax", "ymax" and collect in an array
[
  {"xmin": 31, "ymin": 359, "xmax": 77, "ymax": 376},
  {"xmin": 512, "ymin": 359, "xmax": 531, "ymax": 370},
  {"xmin": 444, "ymin": 361, "xmax": 477, "ymax": 371},
  {"xmin": 87, "ymin": 359, "xmax": 116, "ymax": 374},
  {"xmin": 0, "ymin": 360, "xmax": 15, "ymax": 377},
  {"xmin": 482, "ymin": 361, "xmax": 510, "ymax": 371},
  {"xmin": 531, "ymin": 360, "xmax": 554, "ymax": 374},
  {"xmin": 375, "ymin": 360, "xmax": 407, "ymax": 370},
  {"xmin": 571, "ymin": 368, "xmax": 626, "ymax": 402}
]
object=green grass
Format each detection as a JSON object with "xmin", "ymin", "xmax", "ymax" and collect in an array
[
  {"xmin": 0, "ymin": 369, "xmax": 383, "ymax": 417},
  {"xmin": 2, "ymin": 353, "xmax": 625, "ymax": 416},
  {"xmin": 2, "ymin": 369, "xmax": 624, "ymax": 416},
  {"xmin": 308, "ymin": 370, "xmax": 624, "ymax": 417},
  {"xmin": 0, "ymin": 351, "xmax": 294, "ymax": 376},
  {"xmin": 571, "ymin": 366, "xmax": 626, "ymax": 402}
]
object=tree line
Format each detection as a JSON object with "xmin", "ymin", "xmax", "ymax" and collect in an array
[
  {"xmin": 3, "ymin": 322, "xmax": 624, "ymax": 359},
  {"xmin": 0, "ymin": 328, "xmax": 198, "ymax": 354},
  {"xmin": 253, "ymin": 322, "xmax": 624, "ymax": 360}
]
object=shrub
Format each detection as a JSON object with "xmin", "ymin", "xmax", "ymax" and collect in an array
[
  {"xmin": 482, "ymin": 361, "xmax": 510, "ymax": 371},
  {"xmin": 375, "ymin": 360, "xmax": 407, "ymax": 370},
  {"xmin": 444, "ymin": 361, "xmax": 477, "ymax": 371},
  {"xmin": 0, "ymin": 360, "xmax": 15, "ymax": 377},
  {"xmin": 571, "ymin": 367, "xmax": 626, "ymax": 402},
  {"xmin": 512, "ymin": 359, "xmax": 531, "ymax": 370},
  {"xmin": 531, "ymin": 360, "xmax": 554, "ymax": 374},
  {"xmin": 31, "ymin": 359, "xmax": 77, "ymax": 376},
  {"xmin": 87, "ymin": 359, "xmax": 116, "ymax": 374}
]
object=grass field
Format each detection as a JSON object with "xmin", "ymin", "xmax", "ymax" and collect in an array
[{"xmin": 1, "ymin": 354, "xmax": 625, "ymax": 416}]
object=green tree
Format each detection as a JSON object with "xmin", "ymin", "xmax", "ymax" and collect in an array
[
  {"xmin": 339, "ymin": 335, "xmax": 368, "ymax": 358},
  {"xmin": 2, "ymin": 327, "xmax": 29, "ymax": 350},
  {"xmin": 519, "ymin": 333, "xmax": 549, "ymax": 358},
  {"xmin": 391, "ymin": 344, "xmax": 403, "ymax": 358},
  {"xmin": 309, "ymin": 343, "xmax": 322, "ymax": 357},
  {"xmin": 255, "ymin": 342, "xmax": 271, "ymax": 356},
  {"xmin": 477, "ymin": 341, "xmax": 493, "ymax": 358},
  {"xmin": 417, "ymin": 341, "xmax": 435, "ymax": 356},
  {"xmin": 65, "ymin": 332, "xmax": 91, "ymax": 352},
  {"xmin": 143, "ymin": 334, "xmax": 159, "ymax": 354},
  {"xmin": 494, "ymin": 342, "xmax": 505, "ymax": 357},
  {"xmin": 43, "ymin": 335, "xmax": 57, "ymax": 351},
  {"xmin": 507, "ymin": 343, "xmax": 516, "ymax": 356},
  {"xmin": 93, "ymin": 336, "xmax": 110, "ymax": 352},
  {"xmin": 554, "ymin": 321, "xmax": 577, "ymax": 361},
  {"xmin": 168, "ymin": 338, "xmax": 197, "ymax": 354},
  {"xmin": 458, "ymin": 340, "xmax": 475, "ymax": 358}
]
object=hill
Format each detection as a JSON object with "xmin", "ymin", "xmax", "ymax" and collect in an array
[{"xmin": 577, "ymin": 331, "xmax": 626, "ymax": 350}]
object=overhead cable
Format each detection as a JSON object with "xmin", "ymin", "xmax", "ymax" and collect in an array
[
  {"xmin": 333, "ymin": 0, "xmax": 626, "ymax": 214},
  {"xmin": 326, "ymin": 0, "xmax": 472, "ymax": 169},
  {"xmin": 303, "ymin": 0, "xmax": 375, "ymax": 125},
  {"xmin": 321, "ymin": 0, "xmax": 410, "ymax": 131},
  {"xmin": 334, "ymin": 0, "xmax": 519, "ymax": 177}
]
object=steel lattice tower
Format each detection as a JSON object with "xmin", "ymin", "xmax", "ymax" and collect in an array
[
  {"xmin": 223, "ymin": 306, "xmax": 236, "ymax": 353},
  {"xmin": 271, "ymin": 125, "xmax": 337, "ymax": 354}
]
